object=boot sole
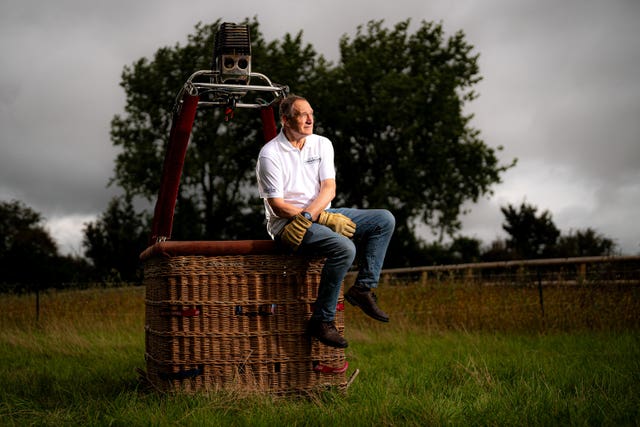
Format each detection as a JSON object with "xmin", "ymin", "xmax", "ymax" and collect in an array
[
  {"xmin": 345, "ymin": 294, "xmax": 390, "ymax": 322},
  {"xmin": 307, "ymin": 324, "xmax": 349, "ymax": 348},
  {"xmin": 309, "ymin": 333, "xmax": 349, "ymax": 348},
  {"xmin": 317, "ymin": 337, "xmax": 348, "ymax": 348}
]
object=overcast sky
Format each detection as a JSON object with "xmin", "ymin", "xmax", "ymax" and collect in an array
[{"xmin": 1, "ymin": 0, "xmax": 639, "ymax": 256}]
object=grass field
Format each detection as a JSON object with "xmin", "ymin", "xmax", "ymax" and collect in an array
[{"xmin": 1, "ymin": 284, "xmax": 639, "ymax": 426}]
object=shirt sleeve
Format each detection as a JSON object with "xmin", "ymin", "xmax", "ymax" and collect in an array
[
  {"xmin": 318, "ymin": 137, "xmax": 336, "ymax": 181},
  {"xmin": 257, "ymin": 155, "xmax": 283, "ymax": 199}
]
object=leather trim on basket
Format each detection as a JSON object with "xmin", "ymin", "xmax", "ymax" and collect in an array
[{"xmin": 140, "ymin": 240, "xmax": 279, "ymax": 260}]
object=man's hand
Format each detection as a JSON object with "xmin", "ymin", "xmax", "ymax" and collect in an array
[
  {"xmin": 280, "ymin": 214, "xmax": 313, "ymax": 250},
  {"xmin": 318, "ymin": 211, "xmax": 356, "ymax": 238}
]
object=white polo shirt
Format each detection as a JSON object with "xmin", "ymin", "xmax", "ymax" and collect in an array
[{"xmin": 256, "ymin": 131, "xmax": 335, "ymax": 238}]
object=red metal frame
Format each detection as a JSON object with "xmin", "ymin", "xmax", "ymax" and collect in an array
[{"xmin": 149, "ymin": 94, "xmax": 278, "ymax": 243}]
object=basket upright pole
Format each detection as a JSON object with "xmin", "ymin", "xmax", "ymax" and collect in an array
[
  {"xmin": 260, "ymin": 105, "xmax": 278, "ymax": 142},
  {"xmin": 150, "ymin": 91, "xmax": 200, "ymax": 243}
]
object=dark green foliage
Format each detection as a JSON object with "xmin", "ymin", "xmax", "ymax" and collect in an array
[
  {"xmin": 493, "ymin": 203, "xmax": 617, "ymax": 260},
  {"xmin": 556, "ymin": 227, "xmax": 616, "ymax": 257},
  {"xmin": 0, "ymin": 200, "xmax": 90, "ymax": 292},
  {"xmin": 449, "ymin": 236, "xmax": 482, "ymax": 263},
  {"xmin": 501, "ymin": 202, "xmax": 560, "ymax": 259},
  {"xmin": 109, "ymin": 18, "xmax": 512, "ymax": 267},
  {"xmin": 310, "ymin": 20, "xmax": 514, "ymax": 266},
  {"xmin": 110, "ymin": 18, "xmax": 324, "ymax": 242},
  {"xmin": 82, "ymin": 196, "xmax": 149, "ymax": 282},
  {"xmin": 0, "ymin": 200, "xmax": 58, "ymax": 290}
]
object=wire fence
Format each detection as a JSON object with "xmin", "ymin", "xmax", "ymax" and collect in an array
[
  {"xmin": 373, "ymin": 255, "xmax": 640, "ymax": 286},
  {"xmin": 3, "ymin": 256, "xmax": 639, "ymax": 332},
  {"xmin": 345, "ymin": 255, "xmax": 640, "ymax": 332}
]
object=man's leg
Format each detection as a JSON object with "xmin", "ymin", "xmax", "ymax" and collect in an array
[
  {"xmin": 298, "ymin": 223, "xmax": 356, "ymax": 347},
  {"xmin": 329, "ymin": 208, "xmax": 395, "ymax": 321}
]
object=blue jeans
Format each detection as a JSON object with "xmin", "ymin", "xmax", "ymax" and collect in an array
[{"xmin": 297, "ymin": 208, "xmax": 395, "ymax": 322}]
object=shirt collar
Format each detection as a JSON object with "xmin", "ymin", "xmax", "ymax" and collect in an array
[{"xmin": 276, "ymin": 130, "xmax": 312, "ymax": 152}]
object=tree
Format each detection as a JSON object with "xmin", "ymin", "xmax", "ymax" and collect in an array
[
  {"xmin": 308, "ymin": 20, "xmax": 514, "ymax": 265},
  {"xmin": 109, "ymin": 18, "xmax": 513, "ymax": 267},
  {"xmin": 110, "ymin": 18, "xmax": 324, "ymax": 242},
  {"xmin": 480, "ymin": 238, "xmax": 511, "ymax": 262},
  {"xmin": 83, "ymin": 196, "xmax": 149, "ymax": 282},
  {"xmin": 0, "ymin": 200, "xmax": 64, "ymax": 291},
  {"xmin": 556, "ymin": 228, "xmax": 617, "ymax": 257},
  {"xmin": 501, "ymin": 202, "xmax": 560, "ymax": 259},
  {"xmin": 449, "ymin": 236, "xmax": 482, "ymax": 263}
]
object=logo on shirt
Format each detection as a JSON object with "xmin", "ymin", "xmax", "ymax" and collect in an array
[{"xmin": 305, "ymin": 156, "xmax": 321, "ymax": 165}]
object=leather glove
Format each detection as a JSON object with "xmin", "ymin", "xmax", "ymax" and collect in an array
[
  {"xmin": 318, "ymin": 211, "xmax": 356, "ymax": 238},
  {"xmin": 280, "ymin": 214, "xmax": 312, "ymax": 251}
]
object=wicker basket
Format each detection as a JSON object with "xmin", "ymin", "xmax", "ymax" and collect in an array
[{"xmin": 141, "ymin": 241, "xmax": 348, "ymax": 395}]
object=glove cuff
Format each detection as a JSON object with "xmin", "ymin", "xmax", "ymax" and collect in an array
[
  {"xmin": 317, "ymin": 210, "xmax": 329, "ymax": 225},
  {"xmin": 294, "ymin": 213, "xmax": 312, "ymax": 229}
]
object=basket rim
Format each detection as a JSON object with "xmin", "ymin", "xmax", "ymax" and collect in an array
[{"xmin": 140, "ymin": 240, "xmax": 280, "ymax": 261}]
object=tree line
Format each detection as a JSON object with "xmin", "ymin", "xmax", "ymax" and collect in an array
[
  {"xmin": 0, "ymin": 18, "xmax": 620, "ymax": 292},
  {"xmin": 0, "ymin": 198, "xmax": 616, "ymax": 293}
]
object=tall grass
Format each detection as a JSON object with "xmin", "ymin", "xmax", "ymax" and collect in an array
[{"xmin": 1, "ymin": 285, "xmax": 638, "ymax": 426}]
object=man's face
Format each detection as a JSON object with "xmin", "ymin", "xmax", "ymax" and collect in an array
[{"xmin": 284, "ymin": 100, "xmax": 314, "ymax": 137}]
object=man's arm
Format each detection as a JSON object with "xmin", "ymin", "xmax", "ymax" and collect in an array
[{"xmin": 267, "ymin": 178, "xmax": 336, "ymax": 221}]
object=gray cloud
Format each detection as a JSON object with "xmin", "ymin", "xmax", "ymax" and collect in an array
[{"xmin": 1, "ymin": 0, "xmax": 638, "ymax": 255}]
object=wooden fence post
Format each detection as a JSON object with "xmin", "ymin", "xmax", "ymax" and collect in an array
[
  {"xmin": 578, "ymin": 263, "xmax": 587, "ymax": 284},
  {"xmin": 420, "ymin": 271, "xmax": 428, "ymax": 286},
  {"xmin": 537, "ymin": 269, "xmax": 545, "ymax": 319}
]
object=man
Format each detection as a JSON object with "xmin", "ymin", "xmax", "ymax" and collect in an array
[{"xmin": 256, "ymin": 94, "xmax": 395, "ymax": 348}]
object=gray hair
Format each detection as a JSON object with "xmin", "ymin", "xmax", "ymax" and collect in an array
[{"xmin": 279, "ymin": 94, "xmax": 308, "ymax": 121}]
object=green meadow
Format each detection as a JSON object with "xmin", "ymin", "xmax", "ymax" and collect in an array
[{"xmin": 1, "ymin": 283, "xmax": 638, "ymax": 426}]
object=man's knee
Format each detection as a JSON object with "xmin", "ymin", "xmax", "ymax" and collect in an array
[
  {"xmin": 333, "ymin": 236, "xmax": 357, "ymax": 263},
  {"xmin": 378, "ymin": 209, "xmax": 395, "ymax": 231},
  {"xmin": 383, "ymin": 209, "xmax": 395, "ymax": 226},
  {"xmin": 336, "ymin": 236, "xmax": 356, "ymax": 262}
]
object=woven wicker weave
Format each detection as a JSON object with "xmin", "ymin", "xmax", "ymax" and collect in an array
[{"xmin": 143, "ymin": 248, "xmax": 348, "ymax": 395}]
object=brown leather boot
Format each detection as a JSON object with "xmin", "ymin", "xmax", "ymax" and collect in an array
[
  {"xmin": 307, "ymin": 319, "xmax": 348, "ymax": 348},
  {"xmin": 345, "ymin": 286, "xmax": 390, "ymax": 322}
]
